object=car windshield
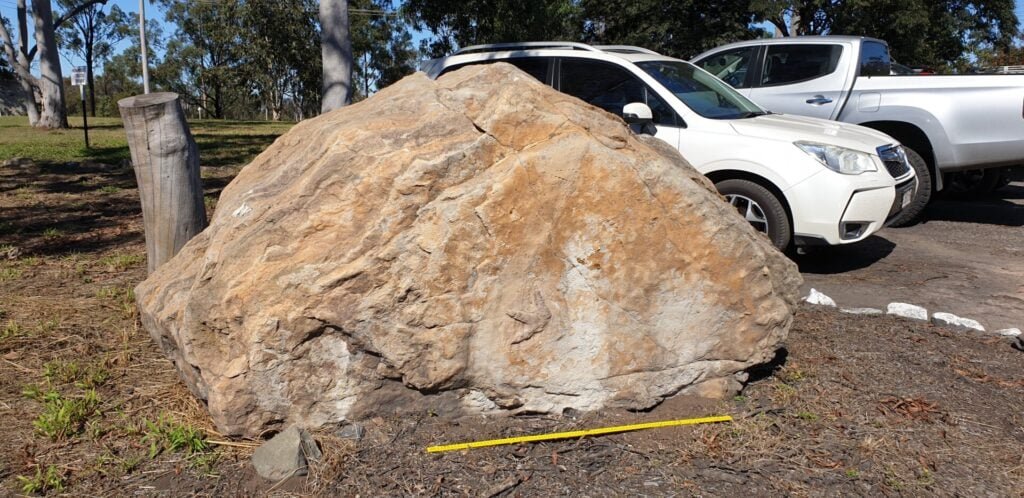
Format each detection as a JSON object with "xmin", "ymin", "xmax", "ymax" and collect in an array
[{"xmin": 636, "ymin": 60, "xmax": 766, "ymax": 120}]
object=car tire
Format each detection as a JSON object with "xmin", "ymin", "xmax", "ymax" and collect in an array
[
  {"xmin": 886, "ymin": 146, "xmax": 931, "ymax": 228},
  {"xmin": 714, "ymin": 179, "xmax": 791, "ymax": 251},
  {"xmin": 943, "ymin": 168, "xmax": 1003, "ymax": 197}
]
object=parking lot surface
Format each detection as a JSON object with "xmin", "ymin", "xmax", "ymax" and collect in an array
[{"xmin": 797, "ymin": 179, "xmax": 1024, "ymax": 331}]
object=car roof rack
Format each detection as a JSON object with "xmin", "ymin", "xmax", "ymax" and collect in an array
[
  {"xmin": 593, "ymin": 45, "xmax": 661, "ymax": 55},
  {"xmin": 454, "ymin": 42, "xmax": 603, "ymax": 55}
]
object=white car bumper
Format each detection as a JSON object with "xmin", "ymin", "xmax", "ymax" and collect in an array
[{"xmin": 785, "ymin": 169, "xmax": 912, "ymax": 246}]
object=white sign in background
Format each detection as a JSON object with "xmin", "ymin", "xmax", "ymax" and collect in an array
[{"xmin": 71, "ymin": 66, "xmax": 87, "ymax": 86}]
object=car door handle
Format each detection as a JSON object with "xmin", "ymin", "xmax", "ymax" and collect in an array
[{"xmin": 806, "ymin": 95, "xmax": 833, "ymax": 105}]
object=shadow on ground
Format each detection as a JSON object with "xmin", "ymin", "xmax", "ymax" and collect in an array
[
  {"xmin": 922, "ymin": 183, "xmax": 1024, "ymax": 227},
  {"xmin": 794, "ymin": 235, "xmax": 896, "ymax": 274},
  {"xmin": 0, "ymin": 159, "xmax": 231, "ymax": 257}
]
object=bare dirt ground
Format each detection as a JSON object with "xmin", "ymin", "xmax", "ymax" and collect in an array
[
  {"xmin": 798, "ymin": 177, "xmax": 1024, "ymax": 332},
  {"xmin": 1, "ymin": 158, "xmax": 1022, "ymax": 496}
]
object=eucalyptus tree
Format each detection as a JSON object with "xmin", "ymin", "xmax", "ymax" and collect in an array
[
  {"xmin": 0, "ymin": 0, "xmax": 109, "ymax": 128},
  {"xmin": 751, "ymin": 0, "xmax": 1019, "ymax": 71},
  {"xmin": 243, "ymin": 0, "xmax": 321, "ymax": 120},
  {"xmin": 320, "ymin": 0, "xmax": 352, "ymax": 112},
  {"xmin": 56, "ymin": 0, "xmax": 129, "ymax": 116}
]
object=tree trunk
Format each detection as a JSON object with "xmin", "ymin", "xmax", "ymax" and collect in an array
[
  {"xmin": 17, "ymin": 78, "xmax": 41, "ymax": 124},
  {"xmin": 32, "ymin": 0, "xmax": 68, "ymax": 129},
  {"xmin": 86, "ymin": 36, "xmax": 96, "ymax": 117},
  {"xmin": 320, "ymin": 0, "xmax": 352, "ymax": 113},
  {"xmin": 118, "ymin": 92, "xmax": 208, "ymax": 274}
]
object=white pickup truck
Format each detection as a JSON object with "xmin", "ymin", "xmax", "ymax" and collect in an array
[{"xmin": 693, "ymin": 36, "xmax": 1024, "ymax": 225}]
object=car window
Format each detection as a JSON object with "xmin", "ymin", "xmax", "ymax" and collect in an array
[
  {"xmin": 636, "ymin": 60, "xmax": 764, "ymax": 120},
  {"xmin": 860, "ymin": 41, "xmax": 891, "ymax": 77},
  {"xmin": 760, "ymin": 44, "xmax": 843, "ymax": 86},
  {"xmin": 694, "ymin": 46, "xmax": 756, "ymax": 88},
  {"xmin": 559, "ymin": 58, "xmax": 679, "ymax": 126},
  {"xmin": 439, "ymin": 57, "xmax": 551, "ymax": 84}
]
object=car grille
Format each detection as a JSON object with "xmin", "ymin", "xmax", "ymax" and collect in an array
[{"xmin": 877, "ymin": 145, "xmax": 911, "ymax": 178}]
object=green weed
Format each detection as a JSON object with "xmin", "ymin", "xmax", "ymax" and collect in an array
[
  {"xmin": 42, "ymin": 227, "xmax": 63, "ymax": 239},
  {"xmin": 42, "ymin": 360, "xmax": 109, "ymax": 388},
  {"xmin": 98, "ymin": 252, "xmax": 144, "ymax": 272},
  {"xmin": 142, "ymin": 414, "xmax": 209, "ymax": 458},
  {"xmin": 0, "ymin": 267, "xmax": 23, "ymax": 281},
  {"xmin": 33, "ymin": 389, "xmax": 102, "ymax": 440},
  {"xmin": 796, "ymin": 411, "xmax": 819, "ymax": 421},
  {"xmin": 17, "ymin": 464, "xmax": 65, "ymax": 494},
  {"xmin": 2, "ymin": 319, "xmax": 23, "ymax": 340},
  {"xmin": 99, "ymin": 185, "xmax": 122, "ymax": 194}
]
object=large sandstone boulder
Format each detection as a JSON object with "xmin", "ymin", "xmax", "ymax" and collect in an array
[{"xmin": 137, "ymin": 63, "xmax": 802, "ymax": 437}]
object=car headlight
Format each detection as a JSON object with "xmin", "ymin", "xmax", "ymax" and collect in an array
[{"xmin": 795, "ymin": 141, "xmax": 878, "ymax": 175}]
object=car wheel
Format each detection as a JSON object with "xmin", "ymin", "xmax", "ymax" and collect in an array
[
  {"xmin": 886, "ymin": 146, "xmax": 931, "ymax": 228},
  {"xmin": 714, "ymin": 179, "xmax": 791, "ymax": 250},
  {"xmin": 943, "ymin": 168, "xmax": 1003, "ymax": 197}
]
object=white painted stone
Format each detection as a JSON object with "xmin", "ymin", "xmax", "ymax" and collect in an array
[
  {"xmin": 996, "ymin": 328, "xmax": 1022, "ymax": 337},
  {"xmin": 840, "ymin": 307, "xmax": 883, "ymax": 315},
  {"xmin": 804, "ymin": 288, "xmax": 836, "ymax": 307},
  {"xmin": 930, "ymin": 312, "xmax": 985, "ymax": 332},
  {"xmin": 886, "ymin": 302, "xmax": 928, "ymax": 321}
]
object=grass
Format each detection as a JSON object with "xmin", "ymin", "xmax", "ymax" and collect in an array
[
  {"xmin": 17, "ymin": 465, "xmax": 65, "ymax": 494},
  {"xmin": 97, "ymin": 252, "xmax": 144, "ymax": 272},
  {"xmin": 0, "ymin": 116, "xmax": 288, "ymax": 494},
  {"xmin": 141, "ymin": 414, "xmax": 209, "ymax": 458},
  {"xmin": 0, "ymin": 116, "xmax": 294, "ymax": 167},
  {"xmin": 31, "ymin": 388, "xmax": 102, "ymax": 440}
]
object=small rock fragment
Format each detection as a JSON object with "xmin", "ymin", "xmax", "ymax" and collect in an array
[
  {"xmin": 804, "ymin": 288, "xmax": 836, "ymax": 307},
  {"xmin": 336, "ymin": 423, "xmax": 365, "ymax": 440},
  {"xmin": 886, "ymin": 303, "xmax": 928, "ymax": 321},
  {"xmin": 930, "ymin": 312, "xmax": 985, "ymax": 332},
  {"xmin": 840, "ymin": 307, "xmax": 883, "ymax": 315},
  {"xmin": 996, "ymin": 328, "xmax": 1021, "ymax": 337},
  {"xmin": 251, "ymin": 426, "xmax": 320, "ymax": 481}
]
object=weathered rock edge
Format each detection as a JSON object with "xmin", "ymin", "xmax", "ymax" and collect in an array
[{"xmin": 136, "ymin": 63, "xmax": 802, "ymax": 437}]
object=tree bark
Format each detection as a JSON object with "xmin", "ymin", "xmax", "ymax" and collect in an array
[
  {"xmin": 32, "ymin": 0, "xmax": 69, "ymax": 128},
  {"xmin": 84, "ymin": 12, "xmax": 97, "ymax": 117},
  {"xmin": 118, "ymin": 92, "xmax": 208, "ymax": 274},
  {"xmin": 320, "ymin": 0, "xmax": 352, "ymax": 113}
]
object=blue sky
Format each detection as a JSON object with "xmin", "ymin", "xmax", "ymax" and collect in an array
[{"xmin": 2, "ymin": 0, "xmax": 1023, "ymax": 71}]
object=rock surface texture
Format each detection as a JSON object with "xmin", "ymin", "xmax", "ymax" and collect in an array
[{"xmin": 136, "ymin": 63, "xmax": 802, "ymax": 437}]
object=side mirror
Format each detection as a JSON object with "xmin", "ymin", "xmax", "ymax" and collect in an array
[
  {"xmin": 622, "ymin": 102, "xmax": 653, "ymax": 124},
  {"xmin": 622, "ymin": 102, "xmax": 656, "ymax": 135}
]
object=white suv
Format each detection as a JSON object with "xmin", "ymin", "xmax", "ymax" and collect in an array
[{"xmin": 423, "ymin": 42, "xmax": 917, "ymax": 250}]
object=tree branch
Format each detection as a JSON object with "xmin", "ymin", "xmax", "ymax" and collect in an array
[
  {"xmin": 0, "ymin": 18, "xmax": 37, "ymax": 85},
  {"xmin": 54, "ymin": 0, "xmax": 109, "ymax": 30}
]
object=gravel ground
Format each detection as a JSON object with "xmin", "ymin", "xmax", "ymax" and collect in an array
[{"xmin": 798, "ymin": 179, "xmax": 1024, "ymax": 332}]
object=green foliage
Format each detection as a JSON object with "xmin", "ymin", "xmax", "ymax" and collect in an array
[
  {"xmin": 351, "ymin": 0, "xmax": 419, "ymax": 99},
  {"xmin": 157, "ymin": 0, "xmax": 247, "ymax": 119},
  {"xmin": 581, "ymin": 0, "xmax": 767, "ymax": 59},
  {"xmin": 56, "ymin": 1, "xmax": 133, "ymax": 116},
  {"xmin": 97, "ymin": 252, "xmax": 144, "ymax": 272},
  {"xmin": 751, "ymin": 0, "xmax": 1020, "ymax": 72},
  {"xmin": 17, "ymin": 465, "xmax": 66, "ymax": 495},
  {"xmin": 0, "ymin": 267, "xmax": 22, "ymax": 282},
  {"xmin": 241, "ymin": 0, "xmax": 324, "ymax": 115},
  {"xmin": 405, "ymin": 0, "xmax": 582, "ymax": 57},
  {"xmin": 141, "ymin": 414, "xmax": 209, "ymax": 458},
  {"xmin": 42, "ymin": 227, "xmax": 63, "ymax": 239},
  {"xmin": 33, "ymin": 388, "xmax": 102, "ymax": 440},
  {"xmin": 43, "ymin": 360, "xmax": 110, "ymax": 388}
]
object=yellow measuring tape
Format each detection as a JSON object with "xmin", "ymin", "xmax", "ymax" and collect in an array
[{"xmin": 426, "ymin": 414, "xmax": 732, "ymax": 453}]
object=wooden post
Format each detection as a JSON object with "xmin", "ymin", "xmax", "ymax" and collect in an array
[{"xmin": 119, "ymin": 92, "xmax": 207, "ymax": 274}]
